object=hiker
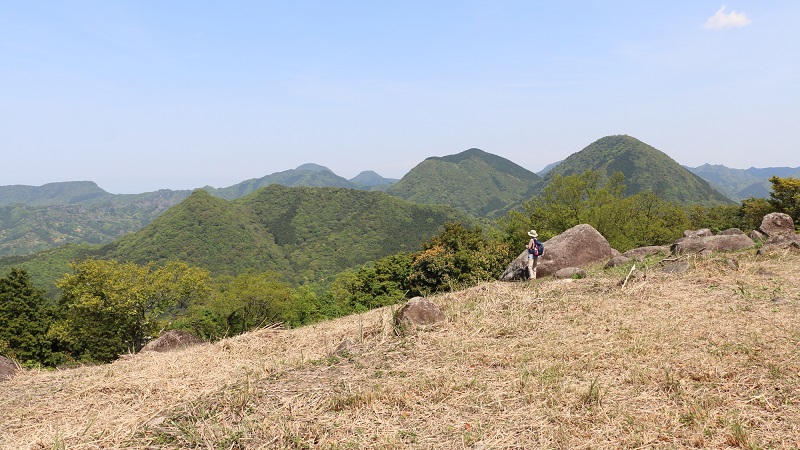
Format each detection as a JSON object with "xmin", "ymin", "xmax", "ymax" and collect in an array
[{"xmin": 525, "ymin": 229, "xmax": 543, "ymax": 281}]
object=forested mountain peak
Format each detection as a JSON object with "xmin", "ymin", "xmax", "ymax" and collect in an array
[
  {"xmin": 546, "ymin": 135, "xmax": 732, "ymax": 206},
  {"xmin": 295, "ymin": 163, "xmax": 334, "ymax": 173},
  {"xmin": 387, "ymin": 148, "xmax": 542, "ymax": 217}
]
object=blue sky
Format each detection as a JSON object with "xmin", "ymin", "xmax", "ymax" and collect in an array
[{"xmin": 2, "ymin": 1, "xmax": 798, "ymax": 193}]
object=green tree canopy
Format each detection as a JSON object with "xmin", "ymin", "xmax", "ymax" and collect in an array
[
  {"xmin": 0, "ymin": 268, "xmax": 59, "ymax": 366},
  {"xmin": 51, "ymin": 260, "xmax": 211, "ymax": 362}
]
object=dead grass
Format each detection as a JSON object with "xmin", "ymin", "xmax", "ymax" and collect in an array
[{"xmin": 2, "ymin": 250, "xmax": 800, "ymax": 449}]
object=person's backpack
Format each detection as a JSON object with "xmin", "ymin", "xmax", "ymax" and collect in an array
[{"xmin": 529, "ymin": 239, "xmax": 544, "ymax": 256}]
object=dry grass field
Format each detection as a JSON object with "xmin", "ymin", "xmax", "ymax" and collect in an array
[{"xmin": 1, "ymin": 249, "xmax": 799, "ymax": 449}]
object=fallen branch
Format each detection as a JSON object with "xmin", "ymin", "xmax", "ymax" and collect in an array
[{"xmin": 621, "ymin": 264, "xmax": 636, "ymax": 289}]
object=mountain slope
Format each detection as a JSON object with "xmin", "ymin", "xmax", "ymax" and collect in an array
[
  {"xmin": 3, "ymin": 253, "xmax": 799, "ymax": 448},
  {"xmin": 386, "ymin": 148, "xmax": 541, "ymax": 217},
  {"xmin": 547, "ymin": 135, "xmax": 732, "ymax": 206},
  {"xmin": 97, "ymin": 185, "xmax": 466, "ymax": 283}
]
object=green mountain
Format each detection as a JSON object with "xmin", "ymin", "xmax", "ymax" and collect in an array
[
  {"xmin": 685, "ymin": 164, "xmax": 800, "ymax": 201},
  {"xmin": 0, "ymin": 181, "xmax": 113, "ymax": 206},
  {"xmin": 545, "ymin": 135, "xmax": 733, "ymax": 206},
  {"xmin": 386, "ymin": 148, "xmax": 542, "ymax": 217},
  {"xmin": 203, "ymin": 164, "xmax": 359, "ymax": 200},
  {"xmin": 0, "ymin": 190, "xmax": 192, "ymax": 256},
  {"xmin": 0, "ymin": 166, "xmax": 397, "ymax": 256},
  {"xmin": 96, "ymin": 185, "xmax": 466, "ymax": 284},
  {"xmin": 349, "ymin": 171, "xmax": 398, "ymax": 191}
]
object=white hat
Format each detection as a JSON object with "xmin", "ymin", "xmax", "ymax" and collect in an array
[{"xmin": 527, "ymin": 230, "xmax": 538, "ymax": 238}]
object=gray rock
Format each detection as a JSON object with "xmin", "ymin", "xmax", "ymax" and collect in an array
[
  {"xmin": 662, "ymin": 261, "xmax": 690, "ymax": 274},
  {"xmin": 758, "ymin": 212, "xmax": 795, "ymax": 237},
  {"xmin": 671, "ymin": 234, "xmax": 755, "ymax": 254},
  {"xmin": 622, "ymin": 245, "xmax": 671, "ymax": 261},
  {"xmin": 394, "ymin": 297, "xmax": 446, "ymax": 327},
  {"xmin": 501, "ymin": 224, "xmax": 615, "ymax": 280},
  {"xmin": 605, "ymin": 255, "xmax": 632, "ymax": 268},
  {"xmin": 683, "ymin": 229, "xmax": 712, "ymax": 238},
  {"xmin": 553, "ymin": 267, "xmax": 587, "ymax": 279},
  {"xmin": 749, "ymin": 229, "xmax": 766, "ymax": 242},
  {"xmin": 717, "ymin": 228, "xmax": 745, "ymax": 236},
  {"xmin": 140, "ymin": 329, "xmax": 204, "ymax": 353},
  {"xmin": 756, "ymin": 233, "xmax": 800, "ymax": 255},
  {"xmin": 0, "ymin": 355, "xmax": 19, "ymax": 381}
]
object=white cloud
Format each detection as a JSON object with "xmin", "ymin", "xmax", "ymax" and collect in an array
[{"xmin": 704, "ymin": 5, "xmax": 752, "ymax": 30}]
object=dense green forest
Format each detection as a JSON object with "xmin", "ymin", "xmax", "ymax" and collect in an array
[{"xmin": 1, "ymin": 173, "xmax": 799, "ymax": 367}]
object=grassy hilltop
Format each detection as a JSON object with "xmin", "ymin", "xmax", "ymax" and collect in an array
[{"xmin": 2, "ymin": 249, "xmax": 798, "ymax": 449}]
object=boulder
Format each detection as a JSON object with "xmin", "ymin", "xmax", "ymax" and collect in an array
[
  {"xmin": 394, "ymin": 297, "xmax": 446, "ymax": 327},
  {"xmin": 671, "ymin": 234, "xmax": 755, "ymax": 254},
  {"xmin": 758, "ymin": 213, "xmax": 795, "ymax": 237},
  {"xmin": 140, "ymin": 330, "xmax": 204, "ymax": 353},
  {"xmin": 749, "ymin": 230, "xmax": 766, "ymax": 242},
  {"xmin": 605, "ymin": 255, "xmax": 632, "ymax": 268},
  {"xmin": 756, "ymin": 233, "xmax": 800, "ymax": 256},
  {"xmin": 553, "ymin": 267, "xmax": 586, "ymax": 279},
  {"xmin": 683, "ymin": 229, "xmax": 712, "ymax": 238},
  {"xmin": 0, "ymin": 355, "xmax": 19, "ymax": 381},
  {"xmin": 501, "ymin": 224, "xmax": 615, "ymax": 280},
  {"xmin": 622, "ymin": 245, "xmax": 671, "ymax": 261}
]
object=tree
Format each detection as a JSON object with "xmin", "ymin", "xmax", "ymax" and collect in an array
[
  {"xmin": 407, "ymin": 223, "xmax": 513, "ymax": 295},
  {"xmin": 0, "ymin": 268, "xmax": 59, "ymax": 366},
  {"xmin": 740, "ymin": 197, "xmax": 775, "ymax": 231},
  {"xmin": 51, "ymin": 260, "xmax": 211, "ymax": 362},
  {"xmin": 768, "ymin": 176, "xmax": 800, "ymax": 225},
  {"xmin": 499, "ymin": 170, "xmax": 627, "ymax": 249}
]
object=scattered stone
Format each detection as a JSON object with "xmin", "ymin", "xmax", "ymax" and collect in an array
[
  {"xmin": 758, "ymin": 212, "xmax": 795, "ymax": 237},
  {"xmin": 394, "ymin": 297, "xmax": 446, "ymax": 327},
  {"xmin": 723, "ymin": 258, "xmax": 739, "ymax": 270},
  {"xmin": 553, "ymin": 267, "xmax": 586, "ymax": 279},
  {"xmin": 140, "ymin": 330, "xmax": 204, "ymax": 353},
  {"xmin": 662, "ymin": 261, "xmax": 690, "ymax": 274},
  {"xmin": 749, "ymin": 229, "xmax": 766, "ymax": 242},
  {"xmin": 605, "ymin": 255, "xmax": 632, "ymax": 268},
  {"xmin": 0, "ymin": 355, "xmax": 20, "ymax": 381},
  {"xmin": 755, "ymin": 269, "xmax": 777, "ymax": 277},
  {"xmin": 501, "ymin": 224, "xmax": 615, "ymax": 280},
  {"xmin": 771, "ymin": 297, "xmax": 788, "ymax": 304},
  {"xmin": 683, "ymin": 229, "xmax": 713, "ymax": 238},
  {"xmin": 622, "ymin": 245, "xmax": 671, "ymax": 261}
]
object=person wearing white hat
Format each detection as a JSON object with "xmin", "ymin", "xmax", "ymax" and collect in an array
[{"xmin": 525, "ymin": 230, "xmax": 542, "ymax": 280}]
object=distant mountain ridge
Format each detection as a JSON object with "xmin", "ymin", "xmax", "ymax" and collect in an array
[
  {"xmin": 0, "ymin": 166, "xmax": 397, "ymax": 256},
  {"xmin": 0, "ymin": 181, "xmax": 113, "ymax": 206},
  {"xmin": 685, "ymin": 164, "xmax": 800, "ymax": 201},
  {"xmin": 387, "ymin": 148, "xmax": 542, "ymax": 217},
  {"xmin": 3, "ymin": 185, "xmax": 467, "ymax": 289},
  {"xmin": 544, "ymin": 135, "xmax": 733, "ymax": 206}
]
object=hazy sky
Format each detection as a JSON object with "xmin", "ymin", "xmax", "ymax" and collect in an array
[{"xmin": 3, "ymin": 1, "xmax": 798, "ymax": 194}]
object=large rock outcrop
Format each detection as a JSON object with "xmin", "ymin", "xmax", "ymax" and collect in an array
[{"xmin": 501, "ymin": 224, "xmax": 615, "ymax": 280}]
